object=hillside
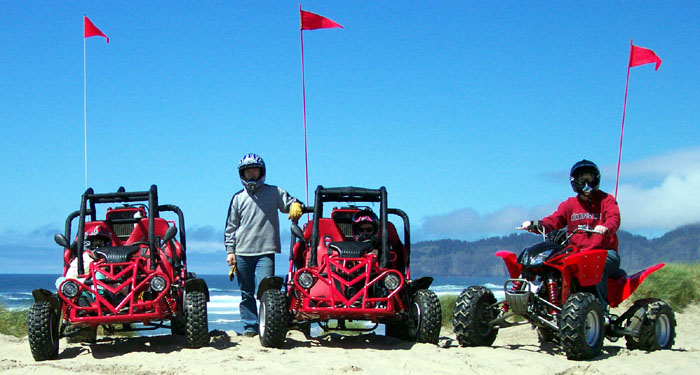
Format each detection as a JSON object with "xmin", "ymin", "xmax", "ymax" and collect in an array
[{"xmin": 411, "ymin": 223, "xmax": 700, "ymax": 277}]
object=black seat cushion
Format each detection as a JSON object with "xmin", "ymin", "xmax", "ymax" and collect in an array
[
  {"xmin": 328, "ymin": 241, "xmax": 373, "ymax": 258},
  {"xmin": 94, "ymin": 245, "xmax": 141, "ymax": 263}
]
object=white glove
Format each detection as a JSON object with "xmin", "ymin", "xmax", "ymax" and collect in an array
[
  {"xmin": 520, "ymin": 221, "xmax": 533, "ymax": 229},
  {"xmin": 593, "ymin": 225, "xmax": 609, "ymax": 234}
]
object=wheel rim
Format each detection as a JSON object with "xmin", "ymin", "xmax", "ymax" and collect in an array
[
  {"xmin": 655, "ymin": 313, "xmax": 671, "ymax": 347},
  {"xmin": 259, "ymin": 302, "xmax": 267, "ymax": 337},
  {"xmin": 408, "ymin": 301, "xmax": 422, "ymax": 337},
  {"xmin": 584, "ymin": 309, "xmax": 601, "ymax": 347}
]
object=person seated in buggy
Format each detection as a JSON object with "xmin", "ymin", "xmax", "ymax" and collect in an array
[
  {"xmin": 55, "ymin": 227, "xmax": 112, "ymax": 289},
  {"xmin": 347, "ymin": 209, "xmax": 406, "ymax": 272}
]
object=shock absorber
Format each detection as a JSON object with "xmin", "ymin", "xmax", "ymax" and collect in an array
[
  {"xmin": 501, "ymin": 280, "xmax": 523, "ymax": 312},
  {"xmin": 547, "ymin": 278, "xmax": 559, "ymax": 315}
]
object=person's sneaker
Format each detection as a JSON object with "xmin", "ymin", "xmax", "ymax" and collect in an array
[{"xmin": 243, "ymin": 330, "xmax": 258, "ymax": 337}]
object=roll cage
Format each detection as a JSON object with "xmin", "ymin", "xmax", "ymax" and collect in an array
[{"xmin": 60, "ymin": 185, "xmax": 186, "ymax": 275}]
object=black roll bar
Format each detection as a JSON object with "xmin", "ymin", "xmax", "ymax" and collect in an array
[
  {"xmin": 75, "ymin": 184, "xmax": 164, "ymax": 274},
  {"xmin": 307, "ymin": 186, "xmax": 392, "ymax": 268}
]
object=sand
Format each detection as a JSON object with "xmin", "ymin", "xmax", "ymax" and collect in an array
[{"xmin": 2, "ymin": 304, "xmax": 699, "ymax": 375}]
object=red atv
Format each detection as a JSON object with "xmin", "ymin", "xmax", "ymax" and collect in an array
[
  {"xmin": 256, "ymin": 186, "xmax": 442, "ymax": 348},
  {"xmin": 453, "ymin": 224, "xmax": 676, "ymax": 360},
  {"xmin": 28, "ymin": 185, "xmax": 210, "ymax": 361}
]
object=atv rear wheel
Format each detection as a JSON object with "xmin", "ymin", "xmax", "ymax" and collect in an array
[
  {"xmin": 560, "ymin": 292, "xmax": 604, "ymax": 360},
  {"xmin": 259, "ymin": 289, "xmax": 289, "ymax": 348},
  {"xmin": 27, "ymin": 301, "xmax": 59, "ymax": 361},
  {"xmin": 453, "ymin": 286, "xmax": 499, "ymax": 347},
  {"xmin": 407, "ymin": 289, "xmax": 441, "ymax": 344},
  {"xmin": 625, "ymin": 298, "xmax": 676, "ymax": 351},
  {"xmin": 185, "ymin": 291, "xmax": 209, "ymax": 348}
]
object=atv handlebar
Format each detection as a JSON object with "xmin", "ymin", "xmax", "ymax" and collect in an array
[{"xmin": 516, "ymin": 222, "xmax": 603, "ymax": 244}]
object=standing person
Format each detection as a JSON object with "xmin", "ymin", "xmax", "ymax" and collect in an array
[
  {"xmin": 521, "ymin": 159, "xmax": 621, "ymax": 312},
  {"xmin": 224, "ymin": 153, "xmax": 303, "ymax": 336}
]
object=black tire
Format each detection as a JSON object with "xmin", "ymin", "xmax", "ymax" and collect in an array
[
  {"xmin": 537, "ymin": 327, "xmax": 557, "ymax": 345},
  {"xmin": 407, "ymin": 289, "xmax": 441, "ymax": 344},
  {"xmin": 625, "ymin": 298, "xmax": 676, "ymax": 351},
  {"xmin": 27, "ymin": 301, "xmax": 59, "ymax": 361},
  {"xmin": 560, "ymin": 292, "xmax": 604, "ymax": 360},
  {"xmin": 385, "ymin": 321, "xmax": 410, "ymax": 341},
  {"xmin": 259, "ymin": 289, "xmax": 289, "ymax": 348},
  {"xmin": 185, "ymin": 291, "xmax": 209, "ymax": 348},
  {"xmin": 453, "ymin": 286, "xmax": 499, "ymax": 347},
  {"xmin": 171, "ymin": 315, "xmax": 186, "ymax": 336}
]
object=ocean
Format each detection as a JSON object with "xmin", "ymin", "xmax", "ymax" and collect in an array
[{"xmin": 0, "ymin": 273, "xmax": 505, "ymax": 335}]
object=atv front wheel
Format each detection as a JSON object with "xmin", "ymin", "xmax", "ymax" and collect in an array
[
  {"xmin": 407, "ymin": 289, "xmax": 441, "ymax": 344},
  {"xmin": 27, "ymin": 301, "xmax": 59, "ymax": 361},
  {"xmin": 185, "ymin": 291, "xmax": 209, "ymax": 348},
  {"xmin": 453, "ymin": 286, "xmax": 499, "ymax": 347},
  {"xmin": 560, "ymin": 292, "xmax": 604, "ymax": 360},
  {"xmin": 259, "ymin": 289, "xmax": 289, "ymax": 348},
  {"xmin": 625, "ymin": 298, "xmax": 676, "ymax": 351}
]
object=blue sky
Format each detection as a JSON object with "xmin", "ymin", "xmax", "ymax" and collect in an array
[{"xmin": 1, "ymin": 2, "xmax": 699, "ymax": 274}]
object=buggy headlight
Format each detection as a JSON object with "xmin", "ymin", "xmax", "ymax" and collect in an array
[
  {"xmin": 384, "ymin": 273, "xmax": 401, "ymax": 290},
  {"xmin": 150, "ymin": 275, "xmax": 167, "ymax": 292},
  {"xmin": 61, "ymin": 280, "xmax": 80, "ymax": 298},
  {"xmin": 297, "ymin": 271, "xmax": 315, "ymax": 289}
]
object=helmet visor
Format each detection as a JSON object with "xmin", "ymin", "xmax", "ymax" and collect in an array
[{"xmin": 574, "ymin": 172, "xmax": 596, "ymax": 185}]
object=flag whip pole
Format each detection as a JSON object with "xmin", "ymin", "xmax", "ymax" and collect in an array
[
  {"xmin": 300, "ymin": 5, "xmax": 310, "ymax": 209},
  {"xmin": 615, "ymin": 40, "xmax": 633, "ymax": 199},
  {"xmin": 83, "ymin": 20, "xmax": 89, "ymax": 190}
]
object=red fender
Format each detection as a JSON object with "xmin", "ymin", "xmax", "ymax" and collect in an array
[
  {"xmin": 607, "ymin": 263, "xmax": 665, "ymax": 308},
  {"xmin": 496, "ymin": 251, "xmax": 521, "ymax": 278}
]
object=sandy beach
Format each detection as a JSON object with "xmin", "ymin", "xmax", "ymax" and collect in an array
[{"xmin": 2, "ymin": 304, "xmax": 699, "ymax": 375}]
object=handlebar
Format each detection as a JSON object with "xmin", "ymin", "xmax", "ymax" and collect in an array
[{"xmin": 517, "ymin": 221, "xmax": 604, "ymax": 244}]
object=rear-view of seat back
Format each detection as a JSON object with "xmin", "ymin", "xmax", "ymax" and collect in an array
[{"xmin": 304, "ymin": 218, "xmax": 345, "ymax": 267}]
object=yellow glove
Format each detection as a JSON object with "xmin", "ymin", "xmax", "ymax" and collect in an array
[
  {"xmin": 288, "ymin": 202, "xmax": 303, "ymax": 221},
  {"xmin": 228, "ymin": 264, "xmax": 238, "ymax": 282}
]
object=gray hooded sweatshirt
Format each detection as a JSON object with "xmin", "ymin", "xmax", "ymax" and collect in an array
[{"xmin": 224, "ymin": 184, "xmax": 298, "ymax": 256}]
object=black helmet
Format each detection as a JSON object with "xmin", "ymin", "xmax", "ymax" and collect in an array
[
  {"xmin": 238, "ymin": 153, "xmax": 266, "ymax": 192},
  {"xmin": 352, "ymin": 209, "xmax": 379, "ymax": 241},
  {"xmin": 570, "ymin": 159, "xmax": 600, "ymax": 194}
]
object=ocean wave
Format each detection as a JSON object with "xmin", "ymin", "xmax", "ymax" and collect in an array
[{"xmin": 208, "ymin": 318, "xmax": 241, "ymax": 324}]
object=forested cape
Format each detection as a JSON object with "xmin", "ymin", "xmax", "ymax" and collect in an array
[{"xmin": 411, "ymin": 223, "xmax": 700, "ymax": 277}]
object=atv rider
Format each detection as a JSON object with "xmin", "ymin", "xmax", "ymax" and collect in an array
[
  {"xmin": 521, "ymin": 159, "xmax": 621, "ymax": 311},
  {"xmin": 352, "ymin": 209, "xmax": 381, "ymax": 256},
  {"xmin": 224, "ymin": 153, "xmax": 303, "ymax": 337}
]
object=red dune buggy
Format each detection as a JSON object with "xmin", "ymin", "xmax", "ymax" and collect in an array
[
  {"xmin": 28, "ymin": 185, "xmax": 210, "ymax": 361},
  {"xmin": 256, "ymin": 186, "xmax": 441, "ymax": 348}
]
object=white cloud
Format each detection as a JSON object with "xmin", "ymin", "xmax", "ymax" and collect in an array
[
  {"xmin": 616, "ymin": 148, "xmax": 700, "ymax": 232},
  {"xmin": 418, "ymin": 204, "xmax": 556, "ymax": 240},
  {"xmin": 417, "ymin": 147, "xmax": 700, "ymax": 239}
]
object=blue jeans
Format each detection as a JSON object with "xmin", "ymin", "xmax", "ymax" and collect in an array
[
  {"xmin": 236, "ymin": 253, "xmax": 275, "ymax": 333},
  {"xmin": 595, "ymin": 250, "xmax": 620, "ymax": 311}
]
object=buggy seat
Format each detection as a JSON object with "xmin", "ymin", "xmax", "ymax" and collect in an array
[{"xmin": 93, "ymin": 245, "xmax": 141, "ymax": 263}]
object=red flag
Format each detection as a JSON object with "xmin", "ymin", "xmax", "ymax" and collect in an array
[
  {"xmin": 84, "ymin": 16, "xmax": 109, "ymax": 43},
  {"xmin": 300, "ymin": 9, "xmax": 343, "ymax": 30},
  {"xmin": 629, "ymin": 44, "xmax": 661, "ymax": 70}
]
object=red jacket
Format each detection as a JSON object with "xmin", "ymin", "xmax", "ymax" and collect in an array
[{"xmin": 540, "ymin": 190, "xmax": 621, "ymax": 252}]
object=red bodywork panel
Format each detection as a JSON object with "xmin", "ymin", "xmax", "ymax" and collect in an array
[{"xmin": 607, "ymin": 263, "xmax": 665, "ymax": 308}]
